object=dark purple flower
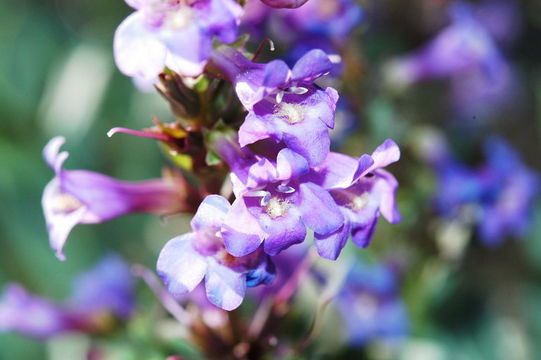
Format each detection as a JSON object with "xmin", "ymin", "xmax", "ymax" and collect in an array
[
  {"xmin": 210, "ymin": 46, "xmax": 338, "ymax": 166},
  {"xmin": 221, "ymin": 147, "xmax": 345, "ymax": 259},
  {"xmin": 310, "ymin": 139, "xmax": 401, "ymax": 259},
  {"xmin": 42, "ymin": 137, "xmax": 187, "ymax": 260},
  {"xmin": 114, "ymin": 0, "xmax": 243, "ymax": 82},
  {"xmin": 434, "ymin": 138, "xmax": 539, "ymax": 245},
  {"xmin": 337, "ymin": 260, "xmax": 409, "ymax": 346},
  {"xmin": 259, "ymin": 0, "xmax": 309, "ymax": 9},
  {"xmin": 157, "ymin": 195, "xmax": 275, "ymax": 311}
]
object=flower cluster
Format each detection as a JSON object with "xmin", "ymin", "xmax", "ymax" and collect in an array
[
  {"xmin": 430, "ymin": 137, "xmax": 539, "ymax": 245},
  {"xmin": 27, "ymin": 3, "xmax": 405, "ymax": 347},
  {"xmin": 38, "ymin": 0, "xmax": 402, "ymax": 313}
]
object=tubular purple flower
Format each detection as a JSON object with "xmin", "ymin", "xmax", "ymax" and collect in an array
[
  {"xmin": 210, "ymin": 46, "xmax": 338, "ymax": 166},
  {"xmin": 385, "ymin": 2, "xmax": 508, "ymax": 89},
  {"xmin": 0, "ymin": 255, "xmax": 135, "ymax": 339},
  {"xmin": 157, "ymin": 195, "xmax": 275, "ymax": 311},
  {"xmin": 221, "ymin": 147, "xmax": 345, "ymax": 259},
  {"xmin": 0, "ymin": 285, "xmax": 85, "ymax": 339},
  {"xmin": 42, "ymin": 137, "xmax": 187, "ymax": 260},
  {"xmin": 309, "ymin": 139, "xmax": 401, "ymax": 258},
  {"xmin": 114, "ymin": 0, "xmax": 243, "ymax": 82}
]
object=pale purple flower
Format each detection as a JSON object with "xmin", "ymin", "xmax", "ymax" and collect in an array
[
  {"xmin": 157, "ymin": 195, "xmax": 275, "ymax": 311},
  {"xmin": 310, "ymin": 139, "xmax": 401, "ymax": 259},
  {"xmin": 0, "ymin": 255, "xmax": 135, "ymax": 339},
  {"xmin": 114, "ymin": 0, "xmax": 243, "ymax": 82},
  {"xmin": 210, "ymin": 46, "xmax": 338, "ymax": 166},
  {"xmin": 42, "ymin": 137, "xmax": 186, "ymax": 260},
  {"xmin": 385, "ymin": 2, "xmax": 509, "ymax": 89},
  {"xmin": 0, "ymin": 285, "xmax": 85, "ymax": 339},
  {"xmin": 221, "ymin": 147, "xmax": 345, "ymax": 259},
  {"xmin": 337, "ymin": 260, "xmax": 409, "ymax": 346}
]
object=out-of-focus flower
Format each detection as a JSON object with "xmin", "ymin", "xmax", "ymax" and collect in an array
[
  {"xmin": 114, "ymin": 0, "xmax": 243, "ymax": 82},
  {"xmin": 0, "ymin": 285, "xmax": 85, "ymax": 339},
  {"xmin": 42, "ymin": 137, "xmax": 189, "ymax": 260},
  {"xmin": 259, "ymin": 0, "xmax": 308, "ymax": 9},
  {"xmin": 157, "ymin": 195, "xmax": 275, "ymax": 311},
  {"xmin": 384, "ymin": 2, "xmax": 516, "ymax": 119},
  {"xmin": 221, "ymin": 147, "xmax": 346, "ymax": 259},
  {"xmin": 433, "ymin": 138, "xmax": 539, "ymax": 245},
  {"xmin": 70, "ymin": 254, "xmax": 135, "ymax": 319},
  {"xmin": 210, "ymin": 46, "xmax": 338, "ymax": 166},
  {"xmin": 0, "ymin": 255, "xmax": 135, "ymax": 339},
  {"xmin": 242, "ymin": 0, "xmax": 362, "ymax": 57},
  {"xmin": 337, "ymin": 260, "xmax": 409, "ymax": 346},
  {"xmin": 311, "ymin": 139, "xmax": 401, "ymax": 258}
]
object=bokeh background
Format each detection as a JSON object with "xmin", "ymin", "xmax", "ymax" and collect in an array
[{"xmin": 1, "ymin": 0, "xmax": 541, "ymax": 359}]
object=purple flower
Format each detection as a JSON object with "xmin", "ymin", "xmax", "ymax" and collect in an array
[
  {"xmin": 385, "ymin": 2, "xmax": 509, "ymax": 89},
  {"xmin": 434, "ymin": 138, "xmax": 539, "ymax": 245},
  {"xmin": 70, "ymin": 254, "xmax": 135, "ymax": 319},
  {"xmin": 259, "ymin": 0, "xmax": 309, "ymax": 9},
  {"xmin": 42, "ymin": 137, "xmax": 187, "ymax": 260},
  {"xmin": 310, "ymin": 139, "xmax": 401, "ymax": 259},
  {"xmin": 221, "ymin": 147, "xmax": 345, "ymax": 259},
  {"xmin": 114, "ymin": 0, "xmax": 243, "ymax": 82},
  {"xmin": 337, "ymin": 260, "xmax": 409, "ymax": 346},
  {"xmin": 0, "ymin": 285, "xmax": 85, "ymax": 339},
  {"xmin": 157, "ymin": 195, "xmax": 275, "ymax": 311},
  {"xmin": 0, "ymin": 255, "xmax": 135, "ymax": 339},
  {"xmin": 272, "ymin": 0, "xmax": 362, "ymax": 44},
  {"xmin": 210, "ymin": 46, "xmax": 338, "ymax": 166}
]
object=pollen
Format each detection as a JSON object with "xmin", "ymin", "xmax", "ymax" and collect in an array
[
  {"xmin": 167, "ymin": 6, "xmax": 194, "ymax": 29},
  {"xmin": 51, "ymin": 193, "xmax": 83, "ymax": 213},
  {"xmin": 275, "ymin": 102, "xmax": 305, "ymax": 125},
  {"xmin": 349, "ymin": 193, "xmax": 370, "ymax": 212},
  {"xmin": 265, "ymin": 197, "xmax": 290, "ymax": 219}
]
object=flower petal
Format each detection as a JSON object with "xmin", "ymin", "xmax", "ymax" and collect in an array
[
  {"xmin": 222, "ymin": 198, "xmax": 265, "ymax": 257},
  {"xmin": 291, "ymin": 49, "xmax": 333, "ymax": 83},
  {"xmin": 43, "ymin": 137, "xmax": 68, "ymax": 174},
  {"xmin": 314, "ymin": 221, "xmax": 350, "ymax": 260},
  {"xmin": 298, "ymin": 183, "xmax": 343, "ymax": 235},
  {"xmin": 311, "ymin": 152, "xmax": 364, "ymax": 190},
  {"xmin": 191, "ymin": 195, "xmax": 231, "ymax": 231},
  {"xmin": 113, "ymin": 12, "xmax": 167, "ymax": 80},
  {"xmin": 276, "ymin": 148, "xmax": 309, "ymax": 181},
  {"xmin": 157, "ymin": 233, "xmax": 208, "ymax": 296},
  {"xmin": 259, "ymin": 210, "xmax": 306, "ymax": 256},
  {"xmin": 204, "ymin": 260, "xmax": 246, "ymax": 311},
  {"xmin": 351, "ymin": 217, "xmax": 379, "ymax": 248},
  {"xmin": 262, "ymin": 60, "xmax": 291, "ymax": 88},
  {"xmin": 42, "ymin": 179, "xmax": 88, "ymax": 261}
]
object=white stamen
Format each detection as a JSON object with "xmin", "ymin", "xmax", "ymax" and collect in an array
[
  {"xmin": 265, "ymin": 197, "xmax": 290, "ymax": 219},
  {"xmin": 275, "ymin": 102, "xmax": 305, "ymax": 124},
  {"xmin": 350, "ymin": 193, "xmax": 370, "ymax": 212},
  {"xmin": 288, "ymin": 86, "xmax": 308, "ymax": 95},
  {"xmin": 275, "ymin": 91, "xmax": 284, "ymax": 104},
  {"xmin": 276, "ymin": 184, "xmax": 295, "ymax": 194}
]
